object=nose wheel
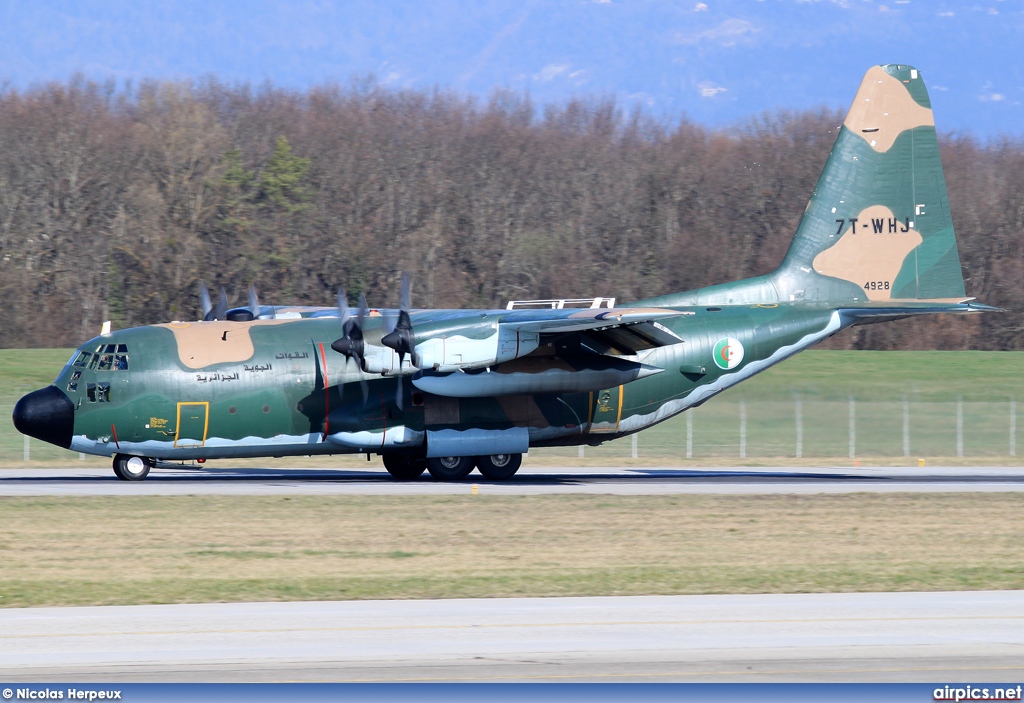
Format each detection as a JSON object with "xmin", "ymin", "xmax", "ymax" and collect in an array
[{"xmin": 113, "ymin": 453, "xmax": 153, "ymax": 481}]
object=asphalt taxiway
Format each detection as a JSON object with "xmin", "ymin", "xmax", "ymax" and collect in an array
[
  {"xmin": 1, "ymin": 591, "xmax": 1021, "ymax": 682},
  {"xmin": 2, "ymin": 464, "xmax": 1024, "ymax": 495}
]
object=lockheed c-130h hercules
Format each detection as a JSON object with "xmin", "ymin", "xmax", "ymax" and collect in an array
[{"xmin": 13, "ymin": 64, "xmax": 997, "ymax": 481}]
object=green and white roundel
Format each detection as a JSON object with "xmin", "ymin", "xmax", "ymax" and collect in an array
[{"xmin": 713, "ymin": 337, "xmax": 744, "ymax": 370}]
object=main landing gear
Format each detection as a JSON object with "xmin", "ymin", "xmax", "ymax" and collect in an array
[
  {"xmin": 382, "ymin": 453, "xmax": 523, "ymax": 481},
  {"xmin": 382, "ymin": 452, "xmax": 428, "ymax": 480},
  {"xmin": 112, "ymin": 453, "xmax": 153, "ymax": 481}
]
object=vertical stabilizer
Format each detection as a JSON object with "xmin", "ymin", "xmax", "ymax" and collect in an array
[
  {"xmin": 778, "ymin": 64, "xmax": 966, "ymax": 303},
  {"xmin": 639, "ymin": 64, "xmax": 968, "ymax": 308}
]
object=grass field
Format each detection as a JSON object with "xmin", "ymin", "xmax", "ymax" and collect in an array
[
  {"xmin": 3, "ymin": 348, "xmax": 1023, "ymax": 465},
  {"xmin": 3, "ymin": 350, "xmax": 1022, "ymax": 607},
  {"xmin": 1, "ymin": 493, "xmax": 1022, "ymax": 608}
]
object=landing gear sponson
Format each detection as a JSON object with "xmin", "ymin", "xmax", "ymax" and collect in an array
[{"xmin": 110, "ymin": 452, "xmax": 522, "ymax": 482}]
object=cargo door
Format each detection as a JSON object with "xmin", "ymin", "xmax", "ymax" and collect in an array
[
  {"xmin": 175, "ymin": 401, "xmax": 209, "ymax": 448},
  {"xmin": 588, "ymin": 385, "xmax": 622, "ymax": 434}
]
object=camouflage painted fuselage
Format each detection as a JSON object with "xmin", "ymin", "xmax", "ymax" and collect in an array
[{"xmin": 54, "ymin": 304, "xmax": 845, "ymax": 460}]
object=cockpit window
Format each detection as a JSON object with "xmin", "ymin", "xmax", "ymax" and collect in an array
[
  {"xmin": 115, "ymin": 344, "xmax": 129, "ymax": 370},
  {"xmin": 86, "ymin": 343, "xmax": 129, "ymax": 371}
]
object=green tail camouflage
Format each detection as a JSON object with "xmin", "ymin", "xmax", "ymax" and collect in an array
[{"xmin": 643, "ymin": 64, "xmax": 968, "ymax": 309}]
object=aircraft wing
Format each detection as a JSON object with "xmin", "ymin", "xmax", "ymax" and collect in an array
[{"xmin": 498, "ymin": 306, "xmax": 689, "ymax": 334}]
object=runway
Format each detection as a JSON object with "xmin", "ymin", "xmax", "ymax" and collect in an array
[
  {"xmin": 2, "ymin": 464, "xmax": 1024, "ymax": 495},
  {"xmin": 1, "ymin": 591, "xmax": 1021, "ymax": 682}
]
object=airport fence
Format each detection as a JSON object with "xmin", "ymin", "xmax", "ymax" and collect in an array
[
  {"xmin": 2, "ymin": 394, "xmax": 1020, "ymax": 464},
  {"xmin": 528, "ymin": 395, "xmax": 1020, "ymax": 461}
]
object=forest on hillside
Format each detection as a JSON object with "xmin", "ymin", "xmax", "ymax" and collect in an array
[{"xmin": 0, "ymin": 77, "xmax": 1021, "ymax": 350}]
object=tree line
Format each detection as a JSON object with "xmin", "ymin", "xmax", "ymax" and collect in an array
[{"xmin": 0, "ymin": 77, "xmax": 1020, "ymax": 350}]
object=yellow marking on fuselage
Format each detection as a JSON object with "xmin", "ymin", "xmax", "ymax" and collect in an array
[{"xmin": 174, "ymin": 401, "xmax": 210, "ymax": 448}]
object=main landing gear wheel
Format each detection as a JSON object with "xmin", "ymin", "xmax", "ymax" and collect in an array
[
  {"xmin": 476, "ymin": 453, "xmax": 522, "ymax": 481},
  {"xmin": 382, "ymin": 453, "xmax": 427, "ymax": 480},
  {"xmin": 113, "ymin": 453, "xmax": 153, "ymax": 481},
  {"xmin": 426, "ymin": 456, "xmax": 475, "ymax": 481}
]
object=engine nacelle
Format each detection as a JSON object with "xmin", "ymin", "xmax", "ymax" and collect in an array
[{"xmin": 361, "ymin": 326, "xmax": 540, "ymax": 375}]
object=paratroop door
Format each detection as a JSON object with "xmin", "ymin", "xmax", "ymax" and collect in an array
[
  {"xmin": 175, "ymin": 402, "xmax": 209, "ymax": 447},
  {"xmin": 589, "ymin": 386, "xmax": 622, "ymax": 434}
]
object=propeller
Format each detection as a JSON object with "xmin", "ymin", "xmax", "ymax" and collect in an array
[
  {"xmin": 199, "ymin": 281, "xmax": 229, "ymax": 321},
  {"xmin": 380, "ymin": 272, "xmax": 420, "ymax": 369},
  {"xmin": 330, "ymin": 288, "xmax": 369, "ymax": 402},
  {"xmin": 380, "ymin": 272, "xmax": 419, "ymax": 409}
]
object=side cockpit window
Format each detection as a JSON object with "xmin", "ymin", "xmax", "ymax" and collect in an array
[{"xmin": 86, "ymin": 382, "xmax": 111, "ymax": 403}]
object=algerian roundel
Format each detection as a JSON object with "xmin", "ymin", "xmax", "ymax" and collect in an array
[{"xmin": 713, "ymin": 337, "xmax": 744, "ymax": 370}]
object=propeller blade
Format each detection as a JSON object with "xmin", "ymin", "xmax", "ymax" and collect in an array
[
  {"xmin": 395, "ymin": 372, "xmax": 404, "ymax": 411},
  {"xmin": 200, "ymin": 282, "xmax": 213, "ymax": 321},
  {"xmin": 356, "ymin": 293, "xmax": 369, "ymax": 401},
  {"xmin": 212, "ymin": 288, "xmax": 229, "ymax": 321},
  {"xmin": 337, "ymin": 287, "xmax": 350, "ymax": 330},
  {"xmin": 400, "ymin": 271, "xmax": 410, "ymax": 312},
  {"xmin": 248, "ymin": 284, "xmax": 260, "ymax": 318},
  {"xmin": 357, "ymin": 292, "xmax": 368, "ymax": 326}
]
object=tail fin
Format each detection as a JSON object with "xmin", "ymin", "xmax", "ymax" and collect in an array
[
  {"xmin": 778, "ymin": 64, "xmax": 966, "ymax": 303},
  {"xmin": 638, "ymin": 64, "xmax": 970, "ymax": 309}
]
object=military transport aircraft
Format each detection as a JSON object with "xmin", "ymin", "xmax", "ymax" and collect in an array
[{"xmin": 14, "ymin": 64, "xmax": 996, "ymax": 481}]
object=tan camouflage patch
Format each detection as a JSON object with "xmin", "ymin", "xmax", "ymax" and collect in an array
[
  {"xmin": 843, "ymin": 66, "xmax": 933, "ymax": 153},
  {"xmin": 157, "ymin": 320, "xmax": 294, "ymax": 369},
  {"xmin": 812, "ymin": 205, "xmax": 923, "ymax": 301}
]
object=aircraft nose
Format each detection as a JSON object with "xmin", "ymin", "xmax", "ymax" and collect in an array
[{"xmin": 13, "ymin": 386, "xmax": 75, "ymax": 449}]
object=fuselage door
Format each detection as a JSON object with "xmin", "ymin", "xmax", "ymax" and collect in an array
[
  {"xmin": 175, "ymin": 401, "xmax": 209, "ymax": 448},
  {"xmin": 588, "ymin": 385, "xmax": 623, "ymax": 434}
]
